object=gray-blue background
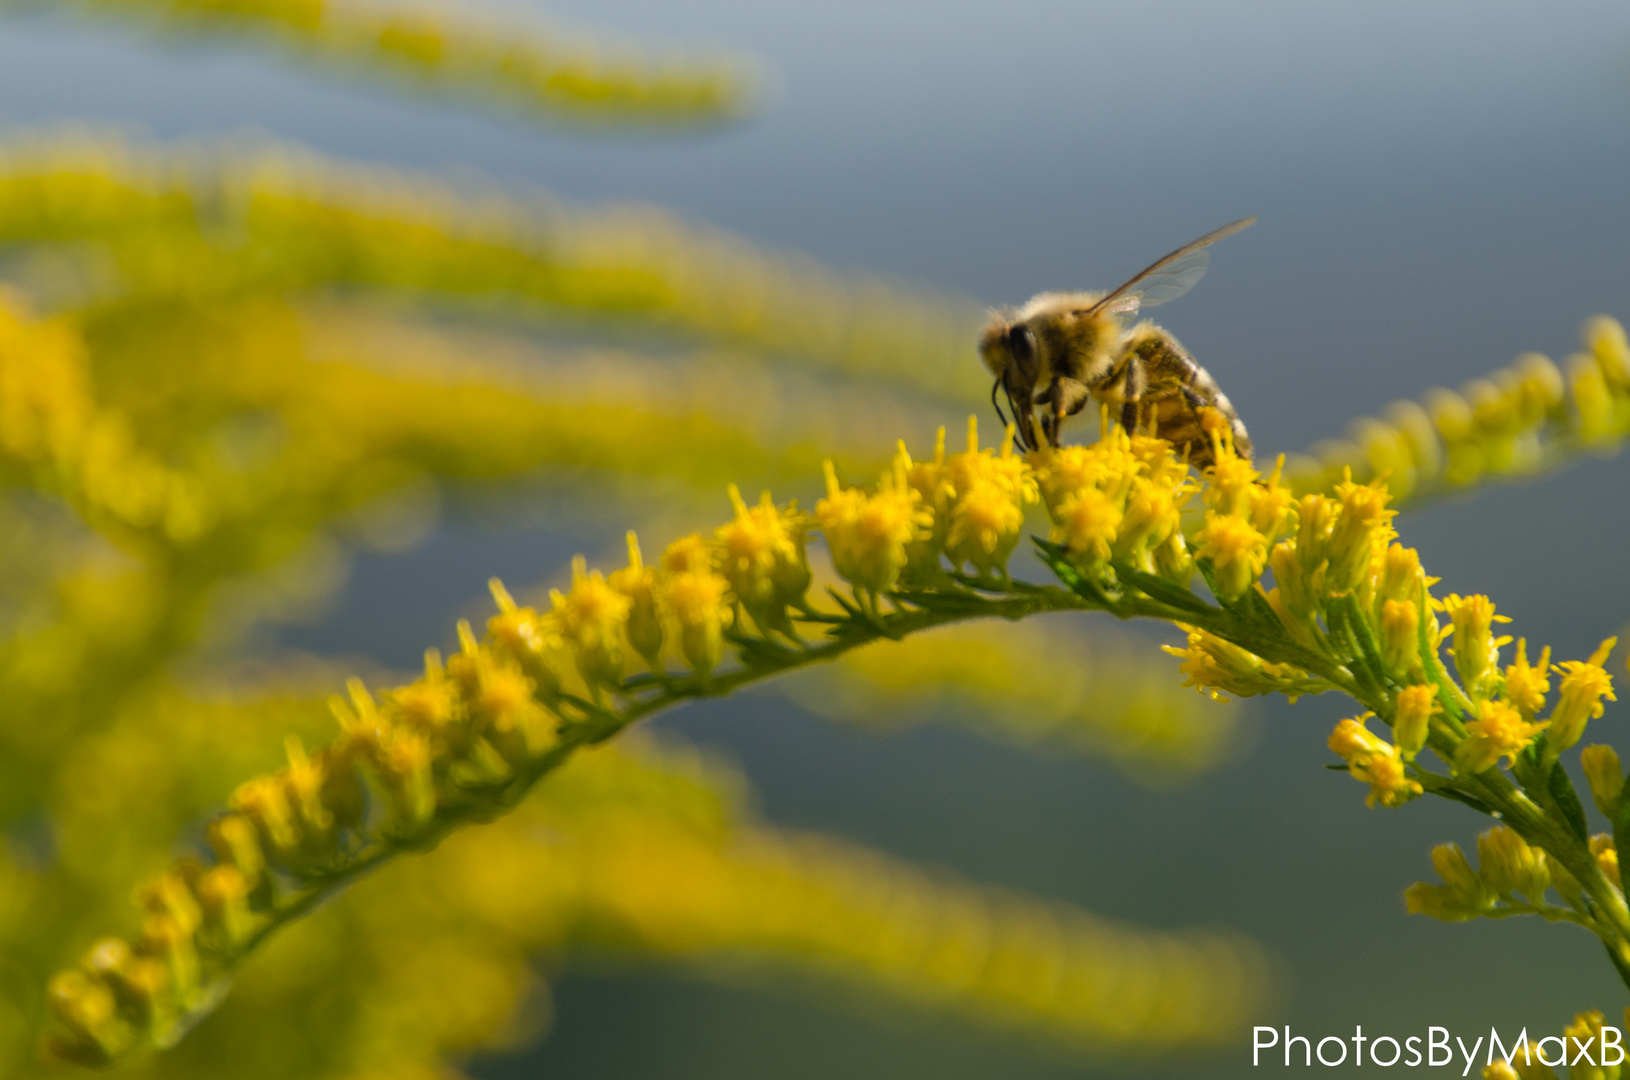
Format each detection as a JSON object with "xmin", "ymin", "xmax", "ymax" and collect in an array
[{"xmin": 3, "ymin": 1, "xmax": 1628, "ymax": 1075}]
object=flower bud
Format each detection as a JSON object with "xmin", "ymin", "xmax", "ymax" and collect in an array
[
  {"xmin": 550, "ymin": 556, "xmax": 631, "ymax": 690},
  {"xmin": 1476, "ymin": 825, "xmax": 1548, "ymax": 903},
  {"xmin": 609, "ymin": 533, "xmax": 665, "ymax": 668},
  {"xmin": 717, "ymin": 488, "xmax": 810, "ymax": 634},
  {"xmin": 1581, "ymin": 745, "xmax": 1625, "ymax": 818},
  {"xmin": 1443, "ymin": 594, "xmax": 1510, "ymax": 701},
  {"xmin": 1380, "ymin": 599, "xmax": 1420, "ymax": 677},
  {"xmin": 1564, "ymin": 1012, "xmax": 1613, "ymax": 1080},
  {"xmin": 1325, "ymin": 479, "xmax": 1394, "ymax": 595},
  {"xmin": 1405, "ymin": 842, "xmax": 1492, "ymax": 921},
  {"xmin": 1392, "ymin": 685, "xmax": 1436, "ymax": 759},
  {"xmin": 1591, "ymin": 834, "xmax": 1620, "ymax": 884},
  {"xmin": 486, "ymin": 582, "xmax": 569, "ymax": 696},
  {"xmin": 662, "ymin": 569, "xmax": 733, "ymax": 677}
]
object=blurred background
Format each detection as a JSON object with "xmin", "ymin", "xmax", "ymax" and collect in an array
[{"xmin": 2, "ymin": 1, "xmax": 1628, "ymax": 1077}]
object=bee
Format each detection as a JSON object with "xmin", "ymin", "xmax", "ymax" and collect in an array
[{"xmin": 979, "ymin": 217, "xmax": 1256, "ymax": 468}]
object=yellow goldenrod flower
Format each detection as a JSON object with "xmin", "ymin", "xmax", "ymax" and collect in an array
[
  {"xmin": 941, "ymin": 418, "xmax": 1037, "ymax": 577},
  {"xmin": 1590, "ymin": 834, "xmax": 1620, "ymax": 884},
  {"xmin": 1380, "ymin": 599, "xmax": 1420, "ymax": 677},
  {"xmin": 550, "ymin": 556, "xmax": 632, "ymax": 690},
  {"xmin": 816, "ymin": 457, "xmax": 930, "ymax": 600},
  {"xmin": 898, "ymin": 428, "xmax": 954, "ymax": 572},
  {"xmin": 1294, "ymin": 492, "xmax": 1337, "ymax": 578},
  {"xmin": 1378, "ymin": 543, "xmax": 1426, "ymax": 604},
  {"xmin": 1481, "ymin": 1042, "xmax": 1561, "ymax": 1080},
  {"xmin": 1581, "ymin": 744, "xmax": 1625, "ymax": 817},
  {"xmin": 1195, "ymin": 513, "xmax": 1267, "ymax": 603},
  {"xmin": 1052, "ymin": 485, "xmax": 1124, "ymax": 568},
  {"xmin": 391, "ymin": 655, "xmax": 460, "ymax": 734},
  {"xmin": 1166, "ymin": 627, "xmax": 1329, "ymax": 703},
  {"xmin": 662, "ymin": 567, "xmax": 734, "ymax": 677},
  {"xmin": 1457, "ymin": 698, "xmax": 1546, "ymax": 775},
  {"xmin": 660, "ymin": 533, "xmax": 717, "ymax": 576},
  {"xmin": 716, "ymin": 486, "xmax": 809, "ymax": 637},
  {"xmin": 1201, "ymin": 433, "xmax": 1260, "ymax": 517},
  {"xmin": 609, "ymin": 533, "xmax": 666, "ymax": 670},
  {"xmin": 1405, "ymin": 842, "xmax": 1493, "ymax": 921},
  {"xmin": 1247, "ymin": 455, "xmax": 1299, "ymax": 543},
  {"xmin": 1441, "ymin": 593, "xmax": 1512, "ymax": 701},
  {"xmin": 1501, "ymin": 639, "xmax": 1552, "ymax": 719},
  {"xmin": 1563, "ymin": 1012, "xmax": 1614, "ymax": 1080},
  {"xmin": 1392, "ymin": 684, "xmax": 1437, "ymax": 759},
  {"xmin": 1325, "ymin": 476, "xmax": 1396, "ymax": 596},
  {"xmin": 1548, "ymin": 637, "xmax": 1618, "ymax": 751},
  {"xmin": 1476, "ymin": 825, "xmax": 1549, "ymax": 903},
  {"xmin": 1328, "ymin": 716, "xmax": 1421, "ymax": 808}
]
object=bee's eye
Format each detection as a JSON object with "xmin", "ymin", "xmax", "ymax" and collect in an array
[{"xmin": 1006, "ymin": 325, "xmax": 1035, "ymax": 362}]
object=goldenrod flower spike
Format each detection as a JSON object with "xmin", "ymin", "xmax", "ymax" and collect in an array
[
  {"xmin": 1290, "ymin": 315, "xmax": 1630, "ymax": 509},
  {"xmin": 47, "ymin": 412, "xmax": 1630, "ymax": 1063}
]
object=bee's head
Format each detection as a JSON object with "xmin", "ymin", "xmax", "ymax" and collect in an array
[
  {"xmin": 980, "ymin": 314, "xmax": 1042, "ymax": 449},
  {"xmin": 979, "ymin": 315, "xmax": 1039, "ymax": 382}
]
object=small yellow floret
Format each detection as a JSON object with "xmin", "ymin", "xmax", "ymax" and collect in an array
[
  {"xmin": 1458, "ymin": 698, "xmax": 1546, "ymax": 774},
  {"xmin": 815, "ymin": 458, "xmax": 930, "ymax": 599},
  {"xmin": 1392, "ymin": 684, "xmax": 1437, "ymax": 758},
  {"xmin": 1548, "ymin": 637, "xmax": 1617, "ymax": 750},
  {"xmin": 550, "ymin": 556, "xmax": 632, "ymax": 689},
  {"xmin": 1441, "ymin": 593, "xmax": 1511, "ymax": 701},
  {"xmin": 1194, "ymin": 513, "xmax": 1266, "ymax": 601},
  {"xmin": 716, "ymin": 485, "xmax": 808, "ymax": 635},
  {"xmin": 1328, "ymin": 716, "xmax": 1421, "ymax": 808},
  {"xmin": 1501, "ymin": 639, "xmax": 1552, "ymax": 718},
  {"xmin": 662, "ymin": 569, "xmax": 733, "ymax": 676}
]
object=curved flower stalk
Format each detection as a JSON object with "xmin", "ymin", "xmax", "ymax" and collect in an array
[
  {"xmin": 1287, "ymin": 316, "xmax": 1630, "ymax": 510},
  {"xmin": 0, "ymin": 132, "xmax": 988, "ymax": 398},
  {"xmin": 45, "ymin": 405, "xmax": 1628, "ymax": 1062},
  {"xmin": 25, "ymin": 0, "xmax": 761, "ymax": 128}
]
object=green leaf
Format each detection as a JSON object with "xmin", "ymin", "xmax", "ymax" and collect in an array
[
  {"xmin": 1108, "ymin": 558, "xmax": 1216, "ymax": 618},
  {"xmin": 1548, "ymin": 761, "xmax": 1591, "ymax": 845},
  {"xmin": 1613, "ymin": 791, "xmax": 1630, "ymax": 900}
]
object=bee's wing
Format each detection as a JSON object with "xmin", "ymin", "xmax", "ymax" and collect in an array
[{"xmin": 1090, "ymin": 217, "xmax": 1256, "ymax": 318}]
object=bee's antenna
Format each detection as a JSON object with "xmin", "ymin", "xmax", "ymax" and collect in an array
[{"xmin": 990, "ymin": 377, "xmax": 1009, "ymax": 428}]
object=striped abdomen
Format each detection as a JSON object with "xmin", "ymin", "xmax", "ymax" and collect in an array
[{"xmin": 1125, "ymin": 328, "xmax": 1252, "ymax": 470}]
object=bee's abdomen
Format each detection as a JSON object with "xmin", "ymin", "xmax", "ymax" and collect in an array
[{"xmin": 1129, "ymin": 329, "xmax": 1252, "ymax": 467}]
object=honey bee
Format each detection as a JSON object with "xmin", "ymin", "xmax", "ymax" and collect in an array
[{"xmin": 979, "ymin": 217, "xmax": 1256, "ymax": 468}]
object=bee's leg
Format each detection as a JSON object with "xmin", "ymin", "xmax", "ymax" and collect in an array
[
  {"xmin": 1119, "ymin": 356, "xmax": 1147, "ymax": 436},
  {"xmin": 1033, "ymin": 378, "xmax": 1063, "ymax": 447}
]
